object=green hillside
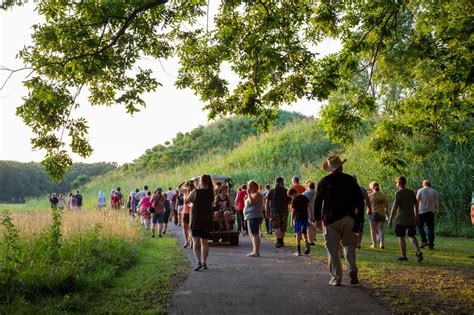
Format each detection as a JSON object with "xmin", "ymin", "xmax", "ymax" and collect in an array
[{"xmin": 81, "ymin": 113, "xmax": 473, "ymax": 237}]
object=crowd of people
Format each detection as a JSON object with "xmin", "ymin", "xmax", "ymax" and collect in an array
[
  {"xmin": 48, "ymin": 155, "xmax": 439, "ymax": 286},
  {"xmin": 49, "ymin": 190, "xmax": 83, "ymax": 211}
]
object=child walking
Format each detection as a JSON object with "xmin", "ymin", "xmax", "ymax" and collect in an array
[{"xmin": 288, "ymin": 188, "xmax": 311, "ymax": 256}]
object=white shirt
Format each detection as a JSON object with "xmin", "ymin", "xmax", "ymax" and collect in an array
[{"xmin": 416, "ymin": 186, "xmax": 439, "ymax": 214}]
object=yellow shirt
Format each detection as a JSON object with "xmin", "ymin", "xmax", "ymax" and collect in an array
[{"xmin": 369, "ymin": 191, "xmax": 387, "ymax": 216}]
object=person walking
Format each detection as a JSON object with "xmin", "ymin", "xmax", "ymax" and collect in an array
[
  {"xmin": 265, "ymin": 177, "xmax": 291, "ymax": 248},
  {"xmin": 288, "ymin": 188, "xmax": 311, "ymax": 256},
  {"xmin": 57, "ymin": 194, "xmax": 65, "ymax": 211},
  {"xmin": 75, "ymin": 190, "xmax": 83, "ymax": 211},
  {"xmin": 182, "ymin": 181, "xmax": 195, "ymax": 248},
  {"xmin": 352, "ymin": 175, "xmax": 372, "ymax": 249},
  {"xmin": 163, "ymin": 193, "xmax": 171, "ymax": 234},
  {"xmin": 291, "ymin": 176, "xmax": 306, "ymax": 195},
  {"xmin": 388, "ymin": 176, "xmax": 424, "ymax": 262},
  {"xmin": 416, "ymin": 180, "xmax": 440, "ymax": 250},
  {"xmin": 235, "ymin": 185, "xmax": 248, "ymax": 235},
  {"xmin": 314, "ymin": 156, "xmax": 364, "ymax": 286},
  {"xmin": 138, "ymin": 191, "xmax": 152, "ymax": 231},
  {"xmin": 49, "ymin": 193, "xmax": 59, "ymax": 209},
  {"xmin": 97, "ymin": 191, "xmax": 107, "ymax": 212},
  {"xmin": 186, "ymin": 174, "xmax": 215, "ymax": 271},
  {"xmin": 262, "ymin": 184, "xmax": 272, "ymax": 235},
  {"xmin": 303, "ymin": 181, "xmax": 317, "ymax": 245},
  {"xmin": 151, "ymin": 188, "xmax": 165, "ymax": 238},
  {"xmin": 176, "ymin": 191, "xmax": 184, "ymax": 227},
  {"xmin": 368, "ymin": 181, "xmax": 389, "ymax": 249},
  {"xmin": 244, "ymin": 180, "xmax": 264, "ymax": 257}
]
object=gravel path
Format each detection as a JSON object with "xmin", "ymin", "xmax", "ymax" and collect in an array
[{"xmin": 168, "ymin": 224, "xmax": 388, "ymax": 315}]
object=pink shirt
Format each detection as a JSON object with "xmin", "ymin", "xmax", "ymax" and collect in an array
[
  {"xmin": 140, "ymin": 196, "xmax": 152, "ymax": 211},
  {"xmin": 236, "ymin": 190, "xmax": 247, "ymax": 211}
]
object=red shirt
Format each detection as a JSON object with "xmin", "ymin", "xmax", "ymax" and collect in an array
[
  {"xmin": 293, "ymin": 184, "xmax": 306, "ymax": 195},
  {"xmin": 236, "ymin": 190, "xmax": 247, "ymax": 211}
]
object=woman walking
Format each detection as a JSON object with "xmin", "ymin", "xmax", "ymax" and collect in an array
[
  {"xmin": 97, "ymin": 191, "xmax": 106, "ymax": 212},
  {"xmin": 185, "ymin": 174, "xmax": 214, "ymax": 271},
  {"xmin": 58, "ymin": 194, "xmax": 65, "ymax": 211},
  {"xmin": 244, "ymin": 180, "xmax": 264, "ymax": 257},
  {"xmin": 368, "ymin": 181, "xmax": 389, "ymax": 249},
  {"xmin": 182, "ymin": 181, "xmax": 195, "ymax": 248},
  {"xmin": 138, "ymin": 191, "xmax": 153, "ymax": 231}
]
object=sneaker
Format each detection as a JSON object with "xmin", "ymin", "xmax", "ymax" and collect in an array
[
  {"xmin": 276, "ymin": 241, "xmax": 283, "ymax": 248},
  {"xmin": 163, "ymin": 231, "xmax": 166, "ymax": 235},
  {"xmin": 159, "ymin": 234, "xmax": 162, "ymax": 238},
  {"xmin": 193, "ymin": 263, "xmax": 202, "ymax": 271},
  {"xmin": 183, "ymin": 242, "xmax": 189, "ymax": 248},
  {"xmin": 247, "ymin": 252, "xmax": 260, "ymax": 257},
  {"xmin": 304, "ymin": 243, "xmax": 311, "ymax": 255},
  {"xmin": 329, "ymin": 278, "xmax": 341, "ymax": 286},
  {"xmin": 349, "ymin": 270, "xmax": 359, "ymax": 285},
  {"xmin": 428, "ymin": 244, "xmax": 434, "ymax": 250},
  {"xmin": 293, "ymin": 251, "xmax": 302, "ymax": 256},
  {"xmin": 416, "ymin": 250, "xmax": 424, "ymax": 262},
  {"xmin": 420, "ymin": 242, "xmax": 428, "ymax": 249},
  {"xmin": 152, "ymin": 234, "xmax": 155, "ymax": 238},
  {"xmin": 202, "ymin": 263, "xmax": 208, "ymax": 269},
  {"xmin": 397, "ymin": 256, "xmax": 408, "ymax": 261},
  {"xmin": 369, "ymin": 244, "xmax": 377, "ymax": 249},
  {"xmin": 380, "ymin": 245, "xmax": 385, "ymax": 249}
]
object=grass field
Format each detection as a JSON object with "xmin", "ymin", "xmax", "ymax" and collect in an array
[
  {"xmin": 0, "ymin": 208, "xmax": 187, "ymax": 313},
  {"xmin": 270, "ymin": 227, "xmax": 474, "ymax": 314}
]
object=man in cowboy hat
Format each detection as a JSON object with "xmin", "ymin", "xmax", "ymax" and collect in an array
[{"xmin": 314, "ymin": 155, "xmax": 365, "ymax": 286}]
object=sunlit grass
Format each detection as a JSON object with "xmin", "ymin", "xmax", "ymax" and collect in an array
[{"xmin": 268, "ymin": 228, "xmax": 474, "ymax": 313}]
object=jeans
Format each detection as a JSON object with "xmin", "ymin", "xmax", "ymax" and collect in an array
[
  {"xmin": 264, "ymin": 217, "xmax": 271, "ymax": 233},
  {"xmin": 417, "ymin": 211, "xmax": 435, "ymax": 247},
  {"xmin": 236, "ymin": 211, "xmax": 247, "ymax": 232}
]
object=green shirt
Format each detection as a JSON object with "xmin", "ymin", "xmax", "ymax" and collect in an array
[{"xmin": 394, "ymin": 188, "xmax": 417, "ymax": 226}]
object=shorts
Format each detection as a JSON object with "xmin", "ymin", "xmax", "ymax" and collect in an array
[
  {"xmin": 192, "ymin": 228, "xmax": 210, "ymax": 239},
  {"xmin": 395, "ymin": 224, "xmax": 416, "ymax": 237},
  {"xmin": 183, "ymin": 213, "xmax": 190, "ymax": 224},
  {"xmin": 370, "ymin": 213, "xmax": 386, "ymax": 222},
  {"xmin": 294, "ymin": 219, "xmax": 308, "ymax": 234},
  {"xmin": 177, "ymin": 205, "xmax": 184, "ymax": 213},
  {"xmin": 248, "ymin": 218, "xmax": 263, "ymax": 235},
  {"xmin": 152, "ymin": 213, "xmax": 164, "ymax": 224},
  {"xmin": 270, "ymin": 211, "xmax": 288, "ymax": 231}
]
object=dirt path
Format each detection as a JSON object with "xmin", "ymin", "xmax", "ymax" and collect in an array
[{"xmin": 168, "ymin": 224, "xmax": 388, "ymax": 314}]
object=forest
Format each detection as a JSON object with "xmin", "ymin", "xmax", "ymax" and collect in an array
[{"xmin": 0, "ymin": 161, "xmax": 116, "ymax": 203}]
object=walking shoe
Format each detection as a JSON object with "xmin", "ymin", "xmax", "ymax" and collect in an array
[
  {"xmin": 428, "ymin": 244, "xmax": 434, "ymax": 250},
  {"xmin": 369, "ymin": 244, "xmax": 377, "ymax": 249},
  {"xmin": 276, "ymin": 241, "xmax": 283, "ymax": 248},
  {"xmin": 329, "ymin": 278, "xmax": 341, "ymax": 286},
  {"xmin": 183, "ymin": 242, "xmax": 189, "ymax": 248},
  {"xmin": 247, "ymin": 252, "xmax": 260, "ymax": 257},
  {"xmin": 397, "ymin": 256, "xmax": 408, "ymax": 261},
  {"xmin": 380, "ymin": 245, "xmax": 385, "ymax": 249},
  {"xmin": 193, "ymin": 263, "xmax": 202, "ymax": 271},
  {"xmin": 304, "ymin": 243, "xmax": 311, "ymax": 255},
  {"xmin": 152, "ymin": 234, "xmax": 155, "ymax": 238},
  {"xmin": 158, "ymin": 234, "xmax": 162, "ymax": 238},
  {"xmin": 293, "ymin": 251, "xmax": 302, "ymax": 256},
  {"xmin": 349, "ymin": 270, "xmax": 359, "ymax": 285},
  {"xmin": 163, "ymin": 231, "xmax": 166, "ymax": 235},
  {"xmin": 202, "ymin": 263, "xmax": 208, "ymax": 269},
  {"xmin": 420, "ymin": 242, "xmax": 428, "ymax": 248},
  {"xmin": 416, "ymin": 250, "xmax": 424, "ymax": 262}
]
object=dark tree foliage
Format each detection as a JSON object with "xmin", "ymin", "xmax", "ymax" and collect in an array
[
  {"xmin": 0, "ymin": 162, "xmax": 116, "ymax": 203},
  {"xmin": 1, "ymin": 0, "xmax": 472, "ymax": 177}
]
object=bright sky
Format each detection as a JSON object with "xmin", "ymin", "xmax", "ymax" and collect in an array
[{"xmin": 0, "ymin": 3, "xmax": 341, "ymax": 165}]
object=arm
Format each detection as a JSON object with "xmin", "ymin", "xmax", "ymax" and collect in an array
[
  {"xmin": 185, "ymin": 190, "xmax": 197, "ymax": 204},
  {"xmin": 414, "ymin": 198, "xmax": 419, "ymax": 225},
  {"xmin": 388, "ymin": 199, "xmax": 397, "ymax": 228},
  {"xmin": 265, "ymin": 198, "xmax": 270, "ymax": 219},
  {"xmin": 365, "ymin": 194, "xmax": 372, "ymax": 216}
]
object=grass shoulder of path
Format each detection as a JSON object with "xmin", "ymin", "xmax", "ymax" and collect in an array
[
  {"xmin": 0, "ymin": 220, "xmax": 189, "ymax": 314},
  {"xmin": 267, "ymin": 229, "xmax": 474, "ymax": 314}
]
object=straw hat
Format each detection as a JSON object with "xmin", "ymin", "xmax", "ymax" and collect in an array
[{"xmin": 322, "ymin": 155, "xmax": 347, "ymax": 172}]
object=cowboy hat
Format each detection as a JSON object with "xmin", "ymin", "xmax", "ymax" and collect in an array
[{"xmin": 322, "ymin": 155, "xmax": 347, "ymax": 172}]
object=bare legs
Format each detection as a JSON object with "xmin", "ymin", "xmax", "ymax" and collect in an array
[
  {"xmin": 370, "ymin": 221, "xmax": 386, "ymax": 248},
  {"xmin": 182, "ymin": 223, "xmax": 190, "ymax": 247},
  {"xmin": 192, "ymin": 237, "xmax": 209, "ymax": 270}
]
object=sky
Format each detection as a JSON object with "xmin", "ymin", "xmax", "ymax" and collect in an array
[{"xmin": 0, "ymin": 3, "xmax": 341, "ymax": 165}]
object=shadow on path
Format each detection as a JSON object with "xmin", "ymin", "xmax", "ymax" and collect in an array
[{"xmin": 168, "ymin": 224, "xmax": 388, "ymax": 315}]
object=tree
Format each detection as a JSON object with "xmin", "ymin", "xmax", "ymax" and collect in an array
[{"xmin": 1, "ymin": 0, "xmax": 472, "ymax": 178}]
